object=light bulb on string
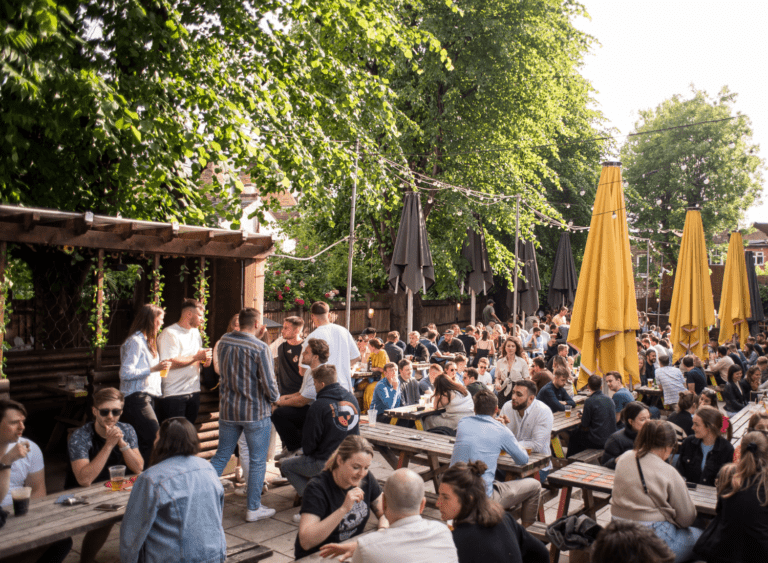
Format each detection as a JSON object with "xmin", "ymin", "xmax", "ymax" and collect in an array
[
  {"xmin": 566, "ymin": 204, "xmax": 570, "ymax": 209},
  {"xmin": 656, "ymin": 199, "xmax": 662, "ymax": 205},
  {"xmin": 457, "ymin": 210, "xmax": 463, "ymax": 216},
  {"xmin": 579, "ymin": 190, "xmax": 585, "ymax": 196},
  {"xmin": 704, "ymin": 178, "xmax": 710, "ymax": 185}
]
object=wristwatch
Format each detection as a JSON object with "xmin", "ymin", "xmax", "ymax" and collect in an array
[{"xmin": 0, "ymin": 462, "xmax": 11, "ymax": 471}]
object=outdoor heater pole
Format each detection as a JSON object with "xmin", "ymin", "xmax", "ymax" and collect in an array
[
  {"xmin": 345, "ymin": 140, "xmax": 359, "ymax": 331},
  {"xmin": 512, "ymin": 196, "xmax": 520, "ymax": 328}
]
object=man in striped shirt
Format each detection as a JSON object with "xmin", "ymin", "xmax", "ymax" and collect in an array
[{"xmin": 210, "ymin": 308, "xmax": 280, "ymax": 522}]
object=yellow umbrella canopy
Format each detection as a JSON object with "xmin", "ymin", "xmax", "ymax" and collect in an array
[
  {"xmin": 718, "ymin": 231, "xmax": 751, "ymax": 346},
  {"xmin": 569, "ymin": 163, "xmax": 639, "ymax": 388},
  {"xmin": 669, "ymin": 209, "xmax": 715, "ymax": 364}
]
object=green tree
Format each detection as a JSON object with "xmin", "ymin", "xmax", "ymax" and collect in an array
[
  {"xmin": 281, "ymin": 0, "xmax": 607, "ymax": 329},
  {"xmin": 621, "ymin": 87, "xmax": 765, "ymax": 264}
]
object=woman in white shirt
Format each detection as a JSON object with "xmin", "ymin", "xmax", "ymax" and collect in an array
[
  {"xmin": 423, "ymin": 374, "xmax": 474, "ymax": 431},
  {"xmin": 494, "ymin": 337, "xmax": 529, "ymax": 408}
]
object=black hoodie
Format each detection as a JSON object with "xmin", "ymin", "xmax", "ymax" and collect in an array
[{"xmin": 302, "ymin": 382, "xmax": 360, "ymax": 462}]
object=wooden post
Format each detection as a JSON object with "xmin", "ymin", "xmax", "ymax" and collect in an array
[
  {"xmin": 95, "ymin": 249, "xmax": 104, "ymax": 370},
  {"xmin": 198, "ymin": 257, "xmax": 207, "ymax": 344},
  {"xmin": 0, "ymin": 242, "xmax": 6, "ymax": 379},
  {"xmin": 152, "ymin": 254, "xmax": 160, "ymax": 305}
]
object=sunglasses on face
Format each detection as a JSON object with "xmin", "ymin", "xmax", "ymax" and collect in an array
[{"xmin": 98, "ymin": 408, "xmax": 123, "ymax": 417}]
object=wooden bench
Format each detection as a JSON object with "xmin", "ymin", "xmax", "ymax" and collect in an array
[
  {"xmin": 226, "ymin": 542, "xmax": 273, "ymax": 562},
  {"xmin": 527, "ymin": 521, "xmax": 550, "ymax": 544},
  {"xmin": 567, "ymin": 448, "xmax": 603, "ymax": 465}
]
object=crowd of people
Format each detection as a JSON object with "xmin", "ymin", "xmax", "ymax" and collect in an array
[{"xmin": 2, "ymin": 299, "xmax": 768, "ymax": 563}]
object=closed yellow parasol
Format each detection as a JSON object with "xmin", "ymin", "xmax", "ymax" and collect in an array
[
  {"xmin": 718, "ymin": 231, "xmax": 751, "ymax": 346},
  {"xmin": 568, "ymin": 163, "xmax": 639, "ymax": 388},
  {"xmin": 669, "ymin": 209, "xmax": 715, "ymax": 364}
]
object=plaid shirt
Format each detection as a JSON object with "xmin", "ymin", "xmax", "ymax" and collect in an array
[{"xmin": 217, "ymin": 331, "xmax": 279, "ymax": 422}]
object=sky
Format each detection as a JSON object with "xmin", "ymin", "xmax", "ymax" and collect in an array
[{"xmin": 574, "ymin": 0, "xmax": 768, "ymax": 225}]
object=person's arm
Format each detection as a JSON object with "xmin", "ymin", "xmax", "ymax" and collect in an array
[
  {"xmin": 538, "ymin": 386, "xmax": 565, "ymax": 412},
  {"xmin": 0, "ymin": 463, "xmax": 10, "ymax": 505},
  {"xmin": 26, "ymin": 468, "xmax": 46, "ymax": 499},
  {"xmin": 517, "ymin": 409, "xmax": 552, "ymax": 454},
  {"xmin": 70, "ymin": 426, "xmax": 140, "ymax": 487},
  {"xmin": 258, "ymin": 342, "xmax": 281, "ymax": 403},
  {"xmin": 562, "ymin": 388, "xmax": 576, "ymax": 408},
  {"xmin": 120, "ymin": 425, "xmax": 145, "ymax": 475},
  {"xmin": 579, "ymin": 402, "xmax": 593, "ymax": 431},
  {"xmin": 301, "ymin": 406, "xmax": 323, "ymax": 458},
  {"xmin": 319, "ymin": 541, "xmax": 359, "ymax": 562},
  {"xmin": 120, "ymin": 475, "xmax": 159, "ymax": 563},
  {"xmin": 119, "ymin": 337, "xmax": 152, "ymax": 381},
  {"xmin": 213, "ymin": 340, "xmax": 221, "ymax": 375},
  {"xmin": 159, "ymin": 331, "xmax": 206, "ymax": 368},
  {"xmin": 370, "ymin": 493, "xmax": 388, "ymax": 529},
  {"xmin": 500, "ymin": 427, "xmax": 529, "ymax": 465}
]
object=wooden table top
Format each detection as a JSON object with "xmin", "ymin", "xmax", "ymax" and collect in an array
[
  {"xmin": 730, "ymin": 405, "xmax": 761, "ymax": 446},
  {"xmin": 0, "ymin": 482, "xmax": 129, "ymax": 558},
  {"xmin": 636, "ymin": 385, "xmax": 663, "ymax": 396},
  {"xmin": 572, "ymin": 394, "xmax": 587, "ymax": 405},
  {"xmin": 37, "ymin": 382, "xmax": 88, "ymax": 399},
  {"xmin": 551, "ymin": 405, "xmax": 584, "ymax": 434},
  {"xmin": 359, "ymin": 423, "xmax": 550, "ymax": 476},
  {"xmin": 547, "ymin": 462, "xmax": 717, "ymax": 516},
  {"xmin": 383, "ymin": 404, "xmax": 446, "ymax": 420}
]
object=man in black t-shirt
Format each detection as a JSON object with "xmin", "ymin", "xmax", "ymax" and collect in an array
[
  {"xmin": 277, "ymin": 316, "xmax": 305, "ymax": 395},
  {"xmin": 681, "ymin": 355, "xmax": 706, "ymax": 394}
]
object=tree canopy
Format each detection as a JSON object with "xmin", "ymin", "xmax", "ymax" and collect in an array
[{"xmin": 621, "ymin": 87, "xmax": 765, "ymax": 263}]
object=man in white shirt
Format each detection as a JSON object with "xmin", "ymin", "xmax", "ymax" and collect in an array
[
  {"xmin": 654, "ymin": 354, "xmax": 688, "ymax": 407},
  {"xmin": 0, "ymin": 400, "xmax": 46, "ymax": 508},
  {"xmin": 319, "ymin": 468, "xmax": 458, "ymax": 563},
  {"xmin": 301, "ymin": 301, "xmax": 360, "ymax": 393},
  {"xmin": 476, "ymin": 357, "xmax": 493, "ymax": 387},
  {"xmin": 499, "ymin": 380, "xmax": 553, "ymax": 481},
  {"xmin": 157, "ymin": 298, "xmax": 212, "ymax": 424},
  {"xmin": 523, "ymin": 326, "xmax": 546, "ymax": 356}
]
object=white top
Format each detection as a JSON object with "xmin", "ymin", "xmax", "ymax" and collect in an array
[
  {"xmin": 2, "ymin": 439, "xmax": 44, "ymax": 507},
  {"xmin": 655, "ymin": 366, "xmax": 688, "ymax": 405},
  {"xmin": 501, "ymin": 399, "xmax": 553, "ymax": 471},
  {"xmin": 652, "ymin": 344, "xmax": 667, "ymax": 367},
  {"xmin": 352, "ymin": 515, "xmax": 458, "ymax": 563},
  {"xmin": 477, "ymin": 371, "xmax": 493, "ymax": 386},
  {"xmin": 301, "ymin": 323, "xmax": 360, "ymax": 393},
  {"xmin": 299, "ymin": 364, "xmax": 321, "ymax": 402},
  {"xmin": 157, "ymin": 323, "xmax": 203, "ymax": 397},
  {"xmin": 495, "ymin": 356, "xmax": 529, "ymax": 395},
  {"xmin": 446, "ymin": 391, "xmax": 475, "ymax": 415}
]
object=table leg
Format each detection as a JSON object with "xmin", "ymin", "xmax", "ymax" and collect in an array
[
  {"xmin": 415, "ymin": 420, "xmax": 424, "ymax": 431},
  {"xmin": 556, "ymin": 486, "xmax": 572, "ymax": 519},
  {"xmin": 389, "ymin": 417, "xmax": 399, "ymax": 426},
  {"xmin": 426, "ymin": 453, "xmax": 444, "ymax": 490},
  {"xmin": 551, "ymin": 436, "xmax": 565, "ymax": 458},
  {"xmin": 583, "ymin": 489, "xmax": 596, "ymax": 519},
  {"xmin": 534, "ymin": 471, "xmax": 546, "ymax": 523},
  {"xmin": 397, "ymin": 451, "xmax": 411, "ymax": 469}
]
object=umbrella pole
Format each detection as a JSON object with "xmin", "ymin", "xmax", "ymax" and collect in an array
[
  {"xmin": 513, "ymin": 196, "xmax": 520, "ymax": 327},
  {"xmin": 645, "ymin": 239, "xmax": 650, "ymax": 317},
  {"xmin": 471, "ymin": 289, "xmax": 476, "ymax": 325},
  {"xmin": 345, "ymin": 139, "xmax": 359, "ymax": 330},
  {"xmin": 407, "ymin": 289, "xmax": 413, "ymax": 334}
]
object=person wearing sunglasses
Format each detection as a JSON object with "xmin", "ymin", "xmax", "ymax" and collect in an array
[{"xmin": 67, "ymin": 387, "xmax": 143, "ymax": 562}]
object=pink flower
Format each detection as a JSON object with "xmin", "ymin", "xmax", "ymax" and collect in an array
[
  {"xmin": 284, "ymin": 285, "xmax": 290, "ymax": 292},
  {"xmin": 304, "ymin": 246, "xmax": 309, "ymax": 250},
  {"xmin": 277, "ymin": 293, "xmax": 284, "ymax": 301},
  {"xmin": 275, "ymin": 270, "xmax": 282, "ymax": 275},
  {"xmin": 295, "ymin": 298, "xmax": 305, "ymax": 305},
  {"xmin": 324, "ymin": 292, "xmax": 331, "ymax": 298},
  {"xmin": 299, "ymin": 281, "xmax": 306, "ymax": 288}
]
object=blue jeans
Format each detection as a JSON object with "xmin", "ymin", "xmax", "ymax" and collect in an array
[
  {"xmin": 280, "ymin": 455, "xmax": 326, "ymax": 496},
  {"xmin": 211, "ymin": 418, "xmax": 271, "ymax": 511}
]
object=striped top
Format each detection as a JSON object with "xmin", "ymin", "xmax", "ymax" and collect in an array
[{"xmin": 217, "ymin": 331, "xmax": 280, "ymax": 422}]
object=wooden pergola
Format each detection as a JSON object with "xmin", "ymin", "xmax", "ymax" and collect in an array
[{"xmin": 0, "ymin": 204, "xmax": 273, "ymax": 457}]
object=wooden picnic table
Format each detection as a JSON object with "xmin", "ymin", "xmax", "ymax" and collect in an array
[
  {"xmin": 383, "ymin": 404, "xmax": 446, "ymax": 431},
  {"xmin": 730, "ymin": 404, "xmax": 761, "ymax": 447},
  {"xmin": 546, "ymin": 461, "xmax": 717, "ymax": 563},
  {"xmin": 549, "ymin": 404, "xmax": 584, "ymax": 458},
  {"xmin": 359, "ymin": 423, "xmax": 550, "ymax": 490},
  {"xmin": 0, "ymin": 481, "xmax": 129, "ymax": 558}
]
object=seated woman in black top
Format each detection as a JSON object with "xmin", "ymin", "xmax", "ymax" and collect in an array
[
  {"xmin": 740, "ymin": 366, "xmax": 762, "ymax": 404},
  {"xmin": 722, "ymin": 364, "xmax": 749, "ymax": 415},
  {"xmin": 666, "ymin": 391, "xmax": 699, "ymax": 437},
  {"xmin": 693, "ymin": 431, "xmax": 768, "ymax": 562},
  {"xmin": 601, "ymin": 402, "xmax": 650, "ymax": 470},
  {"xmin": 437, "ymin": 461, "xmax": 548, "ymax": 563},
  {"xmin": 295, "ymin": 435, "xmax": 386, "ymax": 559},
  {"xmin": 676, "ymin": 406, "xmax": 734, "ymax": 486},
  {"xmin": 67, "ymin": 387, "xmax": 143, "ymax": 563}
]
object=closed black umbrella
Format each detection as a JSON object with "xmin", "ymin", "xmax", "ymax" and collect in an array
[
  {"xmin": 507, "ymin": 240, "xmax": 540, "ymax": 317},
  {"xmin": 388, "ymin": 192, "xmax": 435, "ymax": 332},
  {"xmin": 461, "ymin": 223, "xmax": 494, "ymax": 296},
  {"xmin": 745, "ymin": 251, "xmax": 765, "ymax": 336},
  {"xmin": 548, "ymin": 232, "xmax": 578, "ymax": 310}
]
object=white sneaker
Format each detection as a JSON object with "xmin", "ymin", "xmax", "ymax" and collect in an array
[
  {"xmin": 292, "ymin": 513, "xmax": 302, "ymax": 523},
  {"xmin": 245, "ymin": 505, "xmax": 276, "ymax": 522},
  {"xmin": 274, "ymin": 447, "xmax": 296, "ymax": 461}
]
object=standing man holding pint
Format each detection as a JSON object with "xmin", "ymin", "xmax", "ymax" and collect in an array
[{"xmin": 157, "ymin": 298, "xmax": 212, "ymax": 425}]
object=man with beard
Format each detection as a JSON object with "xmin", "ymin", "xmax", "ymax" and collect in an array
[{"xmin": 499, "ymin": 380, "xmax": 553, "ymax": 482}]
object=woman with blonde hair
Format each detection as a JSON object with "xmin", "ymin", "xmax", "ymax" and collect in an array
[
  {"xmin": 119, "ymin": 303, "xmax": 172, "ymax": 464},
  {"xmin": 295, "ymin": 436, "xmax": 386, "ymax": 559},
  {"xmin": 693, "ymin": 431, "xmax": 768, "ymax": 562}
]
